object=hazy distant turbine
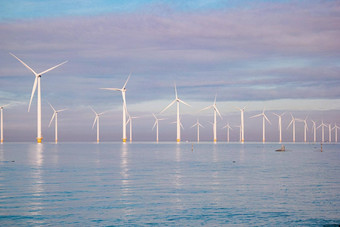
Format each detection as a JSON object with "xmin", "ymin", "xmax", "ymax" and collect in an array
[
  {"xmin": 328, "ymin": 124, "xmax": 332, "ymax": 143},
  {"xmin": 0, "ymin": 104, "xmax": 9, "ymax": 143},
  {"xmin": 161, "ymin": 84, "xmax": 190, "ymax": 143},
  {"xmin": 191, "ymin": 119, "xmax": 204, "ymax": 142},
  {"xmin": 127, "ymin": 113, "xmax": 139, "ymax": 143},
  {"xmin": 90, "ymin": 107, "xmax": 107, "ymax": 143},
  {"xmin": 287, "ymin": 114, "xmax": 297, "ymax": 143},
  {"xmin": 236, "ymin": 106, "xmax": 246, "ymax": 143},
  {"xmin": 272, "ymin": 112, "xmax": 285, "ymax": 143},
  {"xmin": 48, "ymin": 103, "xmax": 67, "ymax": 143},
  {"xmin": 201, "ymin": 95, "xmax": 222, "ymax": 143},
  {"xmin": 311, "ymin": 120, "xmax": 317, "ymax": 143},
  {"xmin": 250, "ymin": 109, "xmax": 271, "ymax": 143},
  {"xmin": 296, "ymin": 116, "xmax": 308, "ymax": 143},
  {"xmin": 317, "ymin": 121, "xmax": 327, "ymax": 143},
  {"xmin": 10, "ymin": 53, "xmax": 67, "ymax": 143},
  {"xmin": 222, "ymin": 123, "xmax": 232, "ymax": 143},
  {"xmin": 101, "ymin": 74, "xmax": 130, "ymax": 142},
  {"xmin": 152, "ymin": 113, "xmax": 165, "ymax": 142},
  {"xmin": 333, "ymin": 124, "xmax": 339, "ymax": 143}
]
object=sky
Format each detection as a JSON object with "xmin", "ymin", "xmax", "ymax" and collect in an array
[{"xmin": 0, "ymin": 0, "xmax": 339, "ymax": 142}]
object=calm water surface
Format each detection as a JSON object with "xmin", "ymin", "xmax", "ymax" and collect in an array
[{"xmin": 0, "ymin": 142, "xmax": 340, "ymax": 226}]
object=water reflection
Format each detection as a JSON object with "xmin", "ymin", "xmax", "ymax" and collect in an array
[
  {"xmin": 120, "ymin": 143, "xmax": 132, "ymax": 216},
  {"xmin": 27, "ymin": 144, "xmax": 44, "ymax": 223}
]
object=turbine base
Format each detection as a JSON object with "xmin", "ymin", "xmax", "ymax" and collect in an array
[
  {"xmin": 55, "ymin": 139, "xmax": 58, "ymax": 143},
  {"xmin": 0, "ymin": 139, "xmax": 3, "ymax": 143},
  {"xmin": 122, "ymin": 138, "xmax": 127, "ymax": 142},
  {"xmin": 37, "ymin": 137, "xmax": 43, "ymax": 143},
  {"xmin": 176, "ymin": 139, "xmax": 180, "ymax": 142},
  {"xmin": 213, "ymin": 139, "xmax": 217, "ymax": 142},
  {"xmin": 97, "ymin": 140, "xmax": 99, "ymax": 143}
]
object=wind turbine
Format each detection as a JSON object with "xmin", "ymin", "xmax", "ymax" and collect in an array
[
  {"xmin": 222, "ymin": 123, "xmax": 232, "ymax": 142},
  {"xmin": 236, "ymin": 106, "xmax": 246, "ymax": 143},
  {"xmin": 126, "ymin": 113, "xmax": 140, "ymax": 143},
  {"xmin": 161, "ymin": 84, "xmax": 190, "ymax": 142},
  {"xmin": 200, "ymin": 95, "xmax": 222, "ymax": 142},
  {"xmin": 0, "ymin": 104, "xmax": 9, "ymax": 143},
  {"xmin": 10, "ymin": 53, "xmax": 67, "ymax": 143},
  {"xmin": 191, "ymin": 119, "xmax": 204, "ymax": 142},
  {"xmin": 48, "ymin": 103, "xmax": 67, "ymax": 143},
  {"xmin": 311, "ymin": 120, "xmax": 317, "ymax": 143},
  {"xmin": 328, "ymin": 124, "xmax": 332, "ymax": 143},
  {"xmin": 287, "ymin": 114, "xmax": 296, "ymax": 142},
  {"xmin": 317, "ymin": 121, "xmax": 327, "ymax": 143},
  {"xmin": 101, "ymin": 74, "xmax": 130, "ymax": 142},
  {"xmin": 250, "ymin": 109, "xmax": 271, "ymax": 143},
  {"xmin": 272, "ymin": 112, "xmax": 285, "ymax": 143},
  {"xmin": 90, "ymin": 107, "xmax": 107, "ymax": 143},
  {"xmin": 296, "ymin": 116, "xmax": 309, "ymax": 143},
  {"xmin": 332, "ymin": 124, "xmax": 339, "ymax": 143},
  {"xmin": 152, "ymin": 113, "xmax": 165, "ymax": 142}
]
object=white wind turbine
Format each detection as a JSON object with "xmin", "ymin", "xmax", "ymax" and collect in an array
[
  {"xmin": 332, "ymin": 124, "xmax": 339, "ymax": 143},
  {"xmin": 287, "ymin": 114, "xmax": 296, "ymax": 142},
  {"xmin": 90, "ymin": 107, "xmax": 107, "ymax": 143},
  {"xmin": 126, "ymin": 113, "xmax": 140, "ymax": 143},
  {"xmin": 250, "ymin": 109, "xmax": 271, "ymax": 143},
  {"xmin": 0, "ymin": 104, "xmax": 9, "ymax": 143},
  {"xmin": 101, "ymin": 74, "xmax": 130, "ymax": 142},
  {"xmin": 272, "ymin": 112, "xmax": 285, "ymax": 143},
  {"xmin": 236, "ymin": 106, "xmax": 246, "ymax": 143},
  {"xmin": 10, "ymin": 53, "xmax": 67, "ymax": 143},
  {"xmin": 296, "ymin": 116, "xmax": 308, "ymax": 143},
  {"xmin": 200, "ymin": 95, "xmax": 222, "ymax": 142},
  {"xmin": 311, "ymin": 120, "xmax": 317, "ymax": 143},
  {"xmin": 152, "ymin": 113, "xmax": 165, "ymax": 142},
  {"xmin": 48, "ymin": 103, "xmax": 67, "ymax": 143},
  {"xmin": 328, "ymin": 124, "xmax": 332, "ymax": 143},
  {"xmin": 222, "ymin": 123, "xmax": 232, "ymax": 142},
  {"xmin": 191, "ymin": 119, "xmax": 204, "ymax": 142},
  {"xmin": 317, "ymin": 121, "xmax": 327, "ymax": 143},
  {"xmin": 161, "ymin": 84, "xmax": 190, "ymax": 142}
]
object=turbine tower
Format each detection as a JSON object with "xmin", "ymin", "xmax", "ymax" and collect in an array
[
  {"xmin": 152, "ymin": 113, "xmax": 165, "ymax": 142},
  {"xmin": 222, "ymin": 123, "xmax": 232, "ymax": 142},
  {"xmin": 90, "ymin": 107, "xmax": 107, "ymax": 143},
  {"xmin": 287, "ymin": 114, "xmax": 296, "ymax": 142},
  {"xmin": 101, "ymin": 74, "xmax": 130, "ymax": 142},
  {"xmin": 311, "ymin": 120, "xmax": 317, "ymax": 143},
  {"xmin": 161, "ymin": 84, "xmax": 190, "ymax": 142},
  {"xmin": 48, "ymin": 103, "xmax": 67, "ymax": 143},
  {"xmin": 0, "ymin": 104, "xmax": 9, "ymax": 143},
  {"xmin": 191, "ymin": 119, "xmax": 204, "ymax": 142},
  {"xmin": 236, "ymin": 106, "xmax": 246, "ymax": 143},
  {"xmin": 332, "ymin": 124, "xmax": 339, "ymax": 143},
  {"xmin": 10, "ymin": 53, "xmax": 67, "ymax": 143},
  {"xmin": 272, "ymin": 112, "xmax": 285, "ymax": 143},
  {"xmin": 328, "ymin": 124, "xmax": 332, "ymax": 143},
  {"xmin": 201, "ymin": 96, "xmax": 222, "ymax": 143},
  {"xmin": 250, "ymin": 109, "xmax": 271, "ymax": 143},
  {"xmin": 317, "ymin": 121, "xmax": 327, "ymax": 143}
]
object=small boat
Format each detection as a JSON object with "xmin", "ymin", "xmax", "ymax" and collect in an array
[{"xmin": 276, "ymin": 145, "xmax": 286, "ymax": 152}]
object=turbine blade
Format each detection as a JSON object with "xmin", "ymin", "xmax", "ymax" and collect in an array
[
  {"xmin": 100, "ymin": 88, "xmax": 121, "ymax": 91},
  {"xmin": 92, "ymin": 116, "xmax": 98, "ymax": 129},
  {"xmin": 174, "ymin": 83, "xmax": 178, "ymax": 99},
  {"xmin": 48, "ymin": 113, "xmax": 56, "ymax": 128},
  {"xmin": 10, "ymin": 53, "xmax": 37, "ymax": 76},
  {"xmin": 161, "ymin": 99, "xmax": 176, "ymax": 113},
  {"xmin": 178, "ymin": 99, "xmax": 191, "ymax": 107},
  {"xmin": 215, "ymin": 106, "xmax": 222, "ymax": 119},
  {"xmin": 48, "ymin": 102, "xmax": 56, "ymax": 112},
  {"xmin": 28, "ymin": 76, "xmax": 38, "ymax": 112},
  {"xmin": 38, "ymin": 61, "xmax": 67, "ymax": 75},
  {"xmin": 200, "ymin": 105, "xmax": 213, "ymax": 112},
  {"xmin": 90, "ymin": 106, "xmax": 97, "ymax": 115},
  {"xmin": 152, "ymin": 120, "xmax": 157, "ymax": 130},
  {"xmin": 287, "ymin": 119, "xmax": 293, "ymax": 129},
  {"xmin": 123, "ymin": 73, "xmax": 131, "ymax": 89},
  {"xmin": 250, "ymin": 113, "xmax": 262, "ymax": 118},
  {"xmin": 57, "ymin": 108, "xmax": 67, "ymax": 112},
  {"xmin": 264, "ymin": 114, "xmax": 271, "ymax": 124}
]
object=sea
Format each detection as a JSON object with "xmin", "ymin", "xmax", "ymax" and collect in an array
[{"xmin": 0, "ymin": 142, "xmax": 339, "ymax": 226}]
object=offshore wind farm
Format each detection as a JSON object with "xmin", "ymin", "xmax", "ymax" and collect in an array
[{"xmin": 1, "ymin": 1, "xmax": 340, "ymax": 226}]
